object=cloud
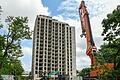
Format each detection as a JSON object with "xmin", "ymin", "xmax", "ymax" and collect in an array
[
  {"xmin": 21, "ymin": 40, "xmax": 32, "ymax": 47},
  {"xmin": 20, "ymin": 47, "xmax": 32, "ymax": 71},
  {"xmin": 58, "ymin": 0, "xmax": 120, "ymax": 19},
  {"xmin": 57, "ymin": 0, "xmax": 79, "ymax": 19},
  {"xmin": 21, "ymin": 55, "xmax": 32, "ymax": 71},
  {"xmin": 57, "ymin": 0, "xmax": 104, "ymax": 19},
  {"xmin": 0, "ymin": 0, "xmax": 50, "ymax": 30},
  {"xmin": 22, "ymin": 47, "xmax": 32, "ymax": 56}
]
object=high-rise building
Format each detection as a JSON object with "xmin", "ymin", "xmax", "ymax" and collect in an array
[{"xmin": 32, "ymin": 15, "xmax": 76, "ymax": 80}]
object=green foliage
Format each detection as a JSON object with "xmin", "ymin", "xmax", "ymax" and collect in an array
[
  {"xmin": 102, "ymin": 5, "xmax": 120, "ymax": 43},
  {"xmin": 95, "ymin": 43, "xmax": 120, "ymax": 79},
  {"xmin": 100, "ymin": 69, "xmax": 116, "ymax": 80},
  {"xmin": 95, "ymin": 5, "xmax": 120, "ymax": 79},
  {"xmin": 0, "ymin": 16, "xmax": 32, "ymax": 75},
  {"xmin": 101, "ymin": 5, "xmax": 120, "ymax": 69},
  {"xmin": 78, "ymin": 68, "xmax": 91, "ymax": 77},
  {"xmin": 1, "ymin": 60, "xmax": 24, "ymax": 75},
  {"xmin": 5, "ymin": 16, "xmax": 32, "ymax": 40},
  {"xmin": 96, "ymin": 43, "xmax": 118, "ymax": 64}
]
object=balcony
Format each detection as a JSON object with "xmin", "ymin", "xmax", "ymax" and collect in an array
[
  {"xmin": 55, "ymin": 33, "xmax": 58, "ymax": 35},
  {"xmin": 48, "ymin": 37, "xmax": 52, "ymax": 40},
  {"xmin": 48, "ymin": 34, "xmax": 52, "ymax": 36},
  {"xmin": 41, "ymin": 27, "xmax": 44, "ymax": 30},
  {"xmin": 40, "ymin": 29, "xmax": 44, "ymax": 32},
  {"xmin": 48, "ymin": 50, "xmax": 51, "ymax": 53},
  {"xmin": 55, "ymin": 54, "xmax": 58, "ymax": 57},
  {"xmin": 48, "ymin": 45, "xmax": 51, "ymax": 47},
  {"xmin": 55, "ymin": 50, "xmax": 58, "ymax": 53},
  {"xmin": 48, "ymin": 48, "xmax": 51, "ymax": 51},
  {"xmin": 62, "ymin": 54, "xmax": 65, "ymax": 56},
  {"xmin": 40, "ymin": 33, "xmax": 44, "ymax": 36},
  {"xmin": 62, "ymin": 57, "xmax": 65, "ymax": 60},
  {"xmin": 48, "ymin": 28, "xmax": 52, "ymax": 31},
  {"xmin": 62, "ymin": 51, "xmax": 65, "ymax": 53},
  {"xmin": 40, "ymin": 47, "xmax": 43, "ymax": 50},
  {"xmin": 39, "ymin": 55, "xmax": 43, "ymax": 58},
  {"xmin": 48, "ymin": 56, "xmax": 51, "ymax": 59},
  {"xmin": 55, "ymin": 36, "xmax": 58, "ymax": 38},
  {"xmin": 40, "ymin": 44, "xmax": 43, "ymax": 47},
  {"xmin": 40, "ymin": 35, "xmax": 44, "ymax": 38},
  {"xmin": 39, "ymin": 59, "xmax": 43, "ymax": 62}
]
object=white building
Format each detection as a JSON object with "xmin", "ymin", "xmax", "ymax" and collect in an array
[{"xmin": 32, "ymin": 15, "xmax": 76, "ymax": 80}]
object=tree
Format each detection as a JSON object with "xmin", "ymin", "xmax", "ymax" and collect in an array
[
  {"xmin": 0, "ymin": 16, "xmax": 32, "ymax": 75},
  {"xmin": 1, "ymin": 59, "xmax": 24, "ymax": 75},
  {"xmin": 95, "ymin": 44, "xmax": 118, "ymax": 79},
  {"xmin": 78, "ymin": 68, "xmax": 91, "ymax": 77},
  {"xmin": 95, "ymin": 5, "xmax": 120, "ymax": 79},
  {"xmin": 102, "ymin": 5, "xmax": 120, "ymax": 42},
  {"xmin": 102, "ymin": 5, "xmax": 120, "ymax": 78}
]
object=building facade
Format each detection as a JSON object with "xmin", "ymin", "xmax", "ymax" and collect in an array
[{"xmin": 32, "ymin": 15, "xmax": 76, "ymax": 80}]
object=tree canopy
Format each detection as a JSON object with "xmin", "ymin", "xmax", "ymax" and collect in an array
[
  {"xmin": 95, "ymin": 5, "xmax": 120, "ymax": 79},
  {"xmin": 0, "ymin": 16, "xmax": 32, "ymax": 76}
]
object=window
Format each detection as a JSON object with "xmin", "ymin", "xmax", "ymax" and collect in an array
[
  {"xmin": 39, "ymin": 63, "xmax": 42, "ymax": 66},
  {"xmin": 39, "ymin": 55, "xmax": 43, "ymax": 58},
  {"xmin": 35, "ymin": 71, "xmax": 37, "ymax": 74},
  {"xmin": 37, "ymin": 32, "xmax": 39, "ymax": 34},
  {"xmin": 44, "ymin": 67, "xmax": 46, "ymax": 70},
  {"xmin": 44, "ymin": 53, "xmax": 46, "ymax": 57},
  {"xmin": 59, "ymin": 50, "xmax": 61, "ymax": 52},
  {"xmin": 36, "ymin": 47, "xmax": 38, "ymax": 49},
  {"xmin": 39, "ymin": 59, "xmax": 42, "ymax": 62},
  {"xmin": 37, "ymin": 43, "xmax": 39, "ymax": 46},
  {"xmin": 39, "ymin": 67, "xmax": 42, "ymax": 70},
  {"xmin": 45, "ymin": 40, "xmax": 47, "ymax": 43},
  {"xmin": 44, "ymin": 63, "xmax": 46, "ymax": 66},
  {"xmin": 36, "ymin": 51, "xmax": 38, "ymax": 53},
  {"xmin": 62, "ymin": 24, "xmax": 65, "ymax": 27},
  {"xmin": 41, "ymin": 18, "xmax": 44, "ymax": 21},
  {"xmin": 37, "ymin": 36, "xmax": 39, "ymax": 38},
  {"xmin": 36, "ymin": 67, "xmax": 38, "ymax": 70},
  {"xmin": 36, "ymin": 63, "xmax": 38, "ymax": 66},
  {"xmin": 36, "ymin": 59, "xmax": 38, "ymax": 61},
  {"xmin": 59, "ymin": 23, "xmax": 61, "ymax": 26},
  {"xmin": 36, "ymin": 54, "xmax": 38, "ymax": 57},
  {"xmin": 38, "ymin": 18, "xmax": 40, "ymax": 20}
]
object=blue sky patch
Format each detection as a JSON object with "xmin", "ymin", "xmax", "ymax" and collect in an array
[
  {"xmin": 42, "ymin": 0, "xmax": 63, "ymax": 16},
  {"xmin": 21, "ymin": 40, "xmax": 32, "ymax": 47}
]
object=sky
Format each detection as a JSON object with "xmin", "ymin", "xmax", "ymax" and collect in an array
[{"xmin": 0, "ymin": 0, "xmax": 120, "ymax": 72}]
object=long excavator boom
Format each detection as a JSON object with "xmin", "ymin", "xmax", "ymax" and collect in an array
[
  {"xmin": 79, "ymin": 0, "xmax": 96, "ymax": 65},
  {"xmin": 79, "ymin": 1, "xmax": 114, "ymax": 77}
]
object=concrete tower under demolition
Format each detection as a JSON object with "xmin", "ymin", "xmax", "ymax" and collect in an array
[{"xmin": 32, "ymin": 15, "xmax": 76, "ymax": 80}]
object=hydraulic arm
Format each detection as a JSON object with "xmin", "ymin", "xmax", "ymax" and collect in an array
[{"xmin": 79, "ymin": 0, "xmax": 96, "ymax": 65}]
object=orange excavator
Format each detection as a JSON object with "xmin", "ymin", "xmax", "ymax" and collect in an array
[
  {"xmin": 79, "ymin": 0, "xmax": 114, "ymax": 77},
  {"xmin": 79, "ymin": 0, "xmax": 97, "ymax": 65}
]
